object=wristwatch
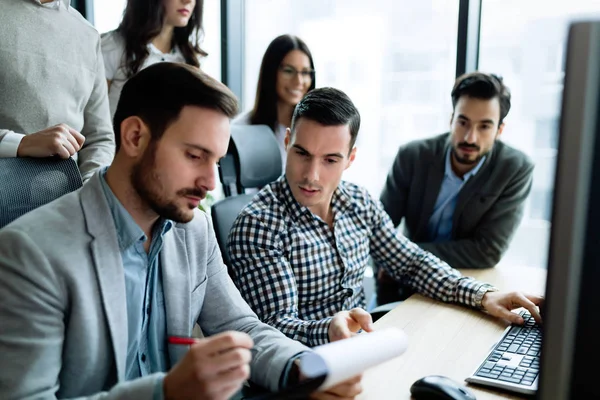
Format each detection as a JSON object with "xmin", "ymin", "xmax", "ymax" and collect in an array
[{"xmin": 474, "ymin": 285, "xmax": 499, "ymax": 310}]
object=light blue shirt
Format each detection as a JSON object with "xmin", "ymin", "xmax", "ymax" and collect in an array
[
  {"xmin": 427, "ymin": 149, "xmax": 486, "ymax": 242},
  {"xmin": 98, "ymin": 169, "xmax": 172, "ymax": 382}
]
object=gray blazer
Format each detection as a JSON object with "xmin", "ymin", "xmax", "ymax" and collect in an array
[
  {"xmin": 0, "ymin": 173, "xmax": 307, "ymax": 399},
  {"xmin": 380, "ymin": 133, "xmax": 534, "ymax": 269}
]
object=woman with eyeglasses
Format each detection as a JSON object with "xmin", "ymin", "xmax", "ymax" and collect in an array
[
  {"xmin": 234, "ymin": 34, "xmax": 316, "ymax": 167},
  {"xmin": 101, "ymin": 0, "xmax": 207, "ymax": 118}
]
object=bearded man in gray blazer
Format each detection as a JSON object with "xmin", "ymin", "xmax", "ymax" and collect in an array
[
  {"xmin": 0, "ymin": 64, "xmax": 361, "ymax": 400},
  {"xmin": 377, "ymin": 72, "xmax": 534, "ymax": 304}
]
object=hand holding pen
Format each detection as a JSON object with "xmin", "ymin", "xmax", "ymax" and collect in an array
[{"xmin": 163, "ymin": 331, "xmax": 254, "ymax": 400}]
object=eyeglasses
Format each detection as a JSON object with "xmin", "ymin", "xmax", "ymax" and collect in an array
[{"xmin": 279, "ymin": 65, "xmax": 315, "ymax": 81}]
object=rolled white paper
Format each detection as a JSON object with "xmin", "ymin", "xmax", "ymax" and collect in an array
[{"xmin": 299, "ymin": 327, "xmax": 409, "ymax": 390}]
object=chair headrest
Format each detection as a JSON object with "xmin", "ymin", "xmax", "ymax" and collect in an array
[
  {"xmin": 228, "ymin": 124, "xmax": 283, "ymax": 189},
  {"xmin": 0, "ymin": 157, "xmax": 82, "ymax": 228}
]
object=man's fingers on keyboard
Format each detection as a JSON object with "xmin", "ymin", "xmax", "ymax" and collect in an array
[
  {"xmin": 524, "ymin": 304, "xmax": 542, "ymax": 324},
  {"xmin": 506, "ymin": 310, "xmax": 524, "ymax": 324},
  {"xmin": 514, "ymin": 293, "xmax": 542, "ymax": 323}
]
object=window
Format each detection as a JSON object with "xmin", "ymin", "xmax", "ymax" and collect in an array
[
  {"xmin": 92, "ymin": 0, "xmax": 221, "ymax": 80},
  {"xmin": 92, "ymin": 0, "xmax": 127, "ymax": 34},
  {"xmin": 243, "ymin": 0, "xmax": 460, "ymax": 196},
  {"xmin": 479, "ymin": 0, "xmax": 600, "ymax": 268}
]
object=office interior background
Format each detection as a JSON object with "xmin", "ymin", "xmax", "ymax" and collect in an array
[{"xmin": 85, "ymin": 0, "xmax": 600, "ymax": 270}]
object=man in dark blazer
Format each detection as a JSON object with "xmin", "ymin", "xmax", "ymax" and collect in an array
[{"xmin": 377, "ymin": 72, "xmax": 534, "ymax": 304}]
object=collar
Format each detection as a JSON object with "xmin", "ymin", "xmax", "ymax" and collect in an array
[
  {"xmin": 445, "ymin": 147, "xmax": 486, "ymax": 181},
  {"xmin": 148, "ymin": 42, "xmax": 181, "ymax": 56},
  {"xmin": 34, "ymin": 0, "xmax": 70, "ymax": 9},
  {"xmin": 98, "ymin": 167, "xmax": 172, "ymax": 251}
]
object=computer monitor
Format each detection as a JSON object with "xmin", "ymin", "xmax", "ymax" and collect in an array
[{"xmin": 538, "ymin": 20, "xmax": 600, "ymax": 399}]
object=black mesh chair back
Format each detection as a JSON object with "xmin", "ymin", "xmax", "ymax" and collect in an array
[
  {"xmin": 211, "ymin": 194, "xmax": 255, "ymax": 266},
  {"xmin": 219, "ymin": 124, "xmax": 283, "ymax": 197},
  {"xmin": 212, "ymin": 124, "xmax": 283, "ymax": 265},
  {"xmin": 0, "ymin": 157, "xmax": 83, "ymax": 229}
]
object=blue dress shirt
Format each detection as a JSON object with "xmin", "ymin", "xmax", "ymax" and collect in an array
[
  {"xmin": 427, "ymin": 149, "xmax": 486, "ymax": 242},
  {"xmin": 99, "ymin": 169, "xmax": 172, "ymax": 381}
]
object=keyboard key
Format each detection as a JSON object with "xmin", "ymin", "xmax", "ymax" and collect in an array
[
  {"xmin": 477, "ymin": 372, "xmax": 500, "ymax": 379},
  {"xmin": 499, "ymin": 376, "xmax": 522, "ymax": 384},
  {"xmin": 507, "ymin": 344, "xmax": 520, "ymax": 352},
  {"xmin": 517, "ymin": 347, "xmax": 528, "ymax": 354},
  {"xmin": 483, "ymin": 362, "xmax": 496, "ymax": 370},
  {"xmin": 522, "ymin": 380, "xmax": 535, "ymax": 386}
]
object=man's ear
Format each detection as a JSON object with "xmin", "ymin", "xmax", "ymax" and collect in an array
[
  {"xmin": 345, "ymin": 147, "xmax": 357, "ymax": 170},
  {"xmin": 496, "ymin": 122, "xmax": 505, "ymax": 139},
  {"xmin": 284, "ymin": 128, "xmax": 292, "ymax": 150},
  {"xmin": 118, "ymin": 116, "xmax": 151, "ymax": 158}
]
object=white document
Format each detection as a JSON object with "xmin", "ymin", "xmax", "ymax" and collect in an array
[{"xmin": 299, "ymin": 328, "xmax": 409, "ymax": 390}]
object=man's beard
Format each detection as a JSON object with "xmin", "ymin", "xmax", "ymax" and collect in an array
[
  {"xmin": 452, "ymin": 143, "xmax": 485, "ymax": 165},
  {"xmin": 131, "ymin": 142, "xmax": 206, "ymax": 223}
]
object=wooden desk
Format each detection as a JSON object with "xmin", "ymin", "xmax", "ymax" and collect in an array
[{"xmin": 358, "ymin": 265, "xmax": 547, "ymax": 400}]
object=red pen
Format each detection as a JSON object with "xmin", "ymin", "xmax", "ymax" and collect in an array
[{"xmin": 168, "ymin": 336, "xmax": 197, "ymax": 345}]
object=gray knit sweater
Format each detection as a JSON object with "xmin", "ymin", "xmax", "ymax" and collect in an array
[{"xmin": 0, "ymin": 0, "xmax": 115, "ymax": 181}]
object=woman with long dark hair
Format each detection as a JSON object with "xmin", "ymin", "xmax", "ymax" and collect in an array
[
  {"xmin": 101, "ymin": 0, "xmax": 206, "ymax": 117},
  {"xmin": 234, "ymin": 34, "xmax": 315, "ymax": 166}
]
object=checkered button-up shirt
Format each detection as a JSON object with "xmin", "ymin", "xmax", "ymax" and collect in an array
[{"xmin": 228, "ymin": 177, "xmax": 493, "ymax": 347}]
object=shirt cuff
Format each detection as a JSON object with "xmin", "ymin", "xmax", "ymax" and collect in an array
[
  {"xmin": 153, "ymin": 374, "xmax": 166, "ymax": 400},
  {"xmin": 307, "ymin": 317, "xmax": 334, "ymax": 346},
  {"xmin": 0, "ymin": 130, "xmax": 25, "ymax": 158}
]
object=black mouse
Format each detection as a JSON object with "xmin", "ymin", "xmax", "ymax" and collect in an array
[{"xmin": 410, "ymin": 375, "xmax": 476, "ymax": 400}]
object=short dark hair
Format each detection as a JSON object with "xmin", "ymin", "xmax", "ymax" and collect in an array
[
  {"xmin": 291, "ymin": 87, "xmax": 361, "ymax": 150},
  {"xmin": 250, "ymin": 35, "xmax": 316, "ymax": 132},
  {"xmin": 113, "ymin": 63, "xmax": 238, "ymax": 151},
  {"xmin": 451, "ymin": 72, "xmax": 511, "ymax": 124}
]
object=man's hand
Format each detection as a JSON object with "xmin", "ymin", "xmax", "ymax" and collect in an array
[
  {"xmin": 482, "ymin": 291, "xmax": 544, "ymax": 324},
  {"xmin": 310, "ymin": 374, "xmax": 363, "ymax": 400},
  {"xmin": 163, "ymin": 331, "xmax": 253, "ymax": 400},
  {"xmin": 328, "ymin": 308, "xmax": 374, "ymax": 342},
  {"xmin": 17, "ymin": 124, "xmax": 85, "ymax": 158}
]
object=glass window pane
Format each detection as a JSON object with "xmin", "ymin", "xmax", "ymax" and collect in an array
[
  {"xmin": 243, "ymin": 0, "xmax": 459, "ymax": 196},
  {"xmin": 93, "ymin": 0, "xmax": 126, "ymax": 33},
  {"xmin": 479, "ymin": 0, "xmax": 600, "ymax": 268}
]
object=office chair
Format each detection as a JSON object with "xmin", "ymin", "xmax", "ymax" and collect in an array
[
  {"xmin": 212, "ymin": 124, "xmax": 282, "ymax": 265},
  {"xmin": 0, "ymin": 157, "xmax": 83, "ymax": 229}
]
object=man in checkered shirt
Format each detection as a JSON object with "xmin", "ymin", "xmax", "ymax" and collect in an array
[{"xmin": 227, "ymin": 87, "xmax": 543, "ymax": 347}]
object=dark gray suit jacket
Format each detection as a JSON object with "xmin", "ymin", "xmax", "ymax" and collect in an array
[
  {"xmin": 380, "ymin": 133, "xmax": 534, "ymax": 269},
  {"xmin": 0, "ymin": 173, "xmax": 307, "ymax": 399}
]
